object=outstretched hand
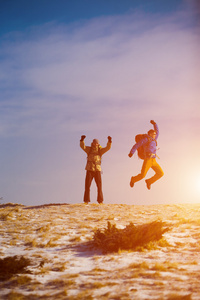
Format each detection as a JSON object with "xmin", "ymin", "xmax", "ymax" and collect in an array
[
  {"xmin": 150, "ymin": 120, "xmax": 156, "ymax": 125},
  {"xmin": 128, "ymin": 153, "xmax": 133, "ymax": 158},
  {"xmin": 80, "ymin": 135, "xmax": 86, "ymax": 141}
]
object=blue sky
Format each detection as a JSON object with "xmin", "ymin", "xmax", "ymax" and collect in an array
[
  {"xmin": 0, "ymin": 0, "xmax": 187, "ymax": 35},
  {"xmin": 0, "ymin": 0, "xmax": 200, "ymax": 205}
]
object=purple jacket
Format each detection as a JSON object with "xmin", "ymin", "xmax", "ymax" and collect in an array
[{"xmin": 130, "ymin": 123, "xmax": 159, "ymax": 158}]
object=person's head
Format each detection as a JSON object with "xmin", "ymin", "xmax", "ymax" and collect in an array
[
  {"xmin": 148, "ymin": 129, "xmax": 156, "ymax": 138},
  {"xmin": 91, "ymin": 139, "xmax": 100, "ymax": 148}
]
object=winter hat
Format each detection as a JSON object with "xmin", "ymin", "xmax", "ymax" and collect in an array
[{"xmin": 92, "ymin": 139, "xmax": 99, "ymax": 144}]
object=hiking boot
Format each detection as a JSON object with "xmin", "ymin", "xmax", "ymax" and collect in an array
[
  {"xmin": 145, "ymin": 180, "xmax": 151, "ymax": 190},
  {"xmin": 130, "ymin": 177, "xmax": 134, "ymax": 188}
]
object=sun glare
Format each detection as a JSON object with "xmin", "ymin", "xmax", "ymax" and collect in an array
[
  {"xmin": 188, "ymin": 173, "xmax": 200, "ymax": 203},
  {"xmin": 194, "ymin": 176, "xmax": 200, "ymax": 195},
  {"xmin": 181, "ymin": 168, "xmax": 200, "ymax": 203}
]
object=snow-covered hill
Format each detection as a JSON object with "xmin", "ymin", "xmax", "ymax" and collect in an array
[{"xmin": 1, "ymin": 202, "xmax": 200, "ymax": 299}]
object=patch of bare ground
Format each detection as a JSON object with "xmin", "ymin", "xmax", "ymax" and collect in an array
[{"xmin": 0, "ymin": 203, "xmax": 200, "ymax": 299}]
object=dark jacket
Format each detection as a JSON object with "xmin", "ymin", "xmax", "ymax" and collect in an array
[{"xmin": 80, "ymin": 141, "xmax": 111, "ymax": 171}]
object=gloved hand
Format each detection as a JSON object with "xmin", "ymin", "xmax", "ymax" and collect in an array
[
  {"xmin": 108, "ymin": 136, "xmax": 112, "ymax": 143},
  {"xmin": 128, "ymin": 152, "xmax": 133, "ymax": 158},
  {"xmin": 80, "ymin": 135, "xmax": 86, "ymax": 141},
  {"xmin": 150, "ymin": 120, "xmax": 156, "ymax": 125}
]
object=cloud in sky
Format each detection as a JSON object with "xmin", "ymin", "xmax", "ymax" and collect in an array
[
  {"xmin": 1, "ymin": 9, "xmax": 199, "ymax": 136},
  {"xmin": 0, "ymin": 6, "xmax": 199, "ymax": 205}
]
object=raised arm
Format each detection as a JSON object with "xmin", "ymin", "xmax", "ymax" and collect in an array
[
  {"xmin": 150, "ymin": 120, "xmax": 159, "ymax": 140},
  {"xmin": 80, "ymin": 135, "xmax": 89, "ymax": 154},
  {"xmin": 100, "ymin": 136, "xmax": 112, "ymax": 155}
]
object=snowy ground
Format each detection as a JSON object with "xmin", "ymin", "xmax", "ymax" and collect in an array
[{"xmin": 0, "ymin": 202, "xmax": 200, "ymax": 299}]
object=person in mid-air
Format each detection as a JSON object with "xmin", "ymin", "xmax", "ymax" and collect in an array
[
  {"xmin": 80, "ymin": 135, "xmax": 112, "ymax": 204},
  {"xmin": 128, "ymin": 120, "xmax": 164, "ymax": 190}
]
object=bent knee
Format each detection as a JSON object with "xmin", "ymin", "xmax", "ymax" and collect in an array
[
  {"xmin": 159, "ymin": 170, "xmax": 164, "ymax": 177},
  {"xmin": 139, "ymin": 173, "xmax": 146, "ymax": 179}
]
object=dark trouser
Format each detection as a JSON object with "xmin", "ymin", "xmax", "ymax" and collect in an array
[{"xmin": 83, "ymin": 171, "xmax": 103, "ymax": 203}]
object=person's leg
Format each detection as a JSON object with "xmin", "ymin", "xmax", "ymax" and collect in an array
[
  {"xmin": 94, "ymin": 171, "xmax": 103, "ymax": 203},
  {"xmin": 145, "ymin": 159, "xmax": 164, "ymax": 189},
  {"xmin": 83, "ymin": 171, "xmax": 94, "ymax": 203},
  {"xmin": 130, "ymin": 158, "xmax": 152, "ymax": 187}
]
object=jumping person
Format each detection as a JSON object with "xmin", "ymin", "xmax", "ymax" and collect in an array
[
  {"xmin": 80, "ymin": 135, "xmax": 112, "ymax": 204},
  {"xmin": 128, "ymin": 120, "xmax": 164, "ymax": 190}
]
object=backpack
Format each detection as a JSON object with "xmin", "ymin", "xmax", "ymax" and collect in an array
[{"xmin": 135, "ymin": 134, "xmax": 151, "ymax": 159}]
